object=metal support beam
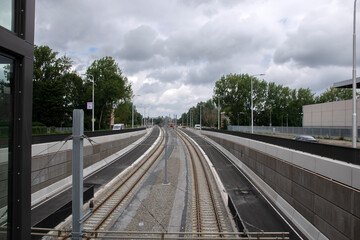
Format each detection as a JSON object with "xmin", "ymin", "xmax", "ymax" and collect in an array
[
  {"xmin": 71, "ymin": 110, "xmax": 84, "ymax": 240},
  {"xmin": 353, "ymin": 0, "xmax": 358, "ymax": 148},
  {"xmin": 164, "ymin": 117, "xmax": 168, "ymax": 184}
]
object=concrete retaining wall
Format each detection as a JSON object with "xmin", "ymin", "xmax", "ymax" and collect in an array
[
  {"xmin": 202, "ymin": 131, "xmax": 360, "ymax": 240},
  {"xmin": 31, "ymin": 130, "xmax": 146, "ymax": 205}
]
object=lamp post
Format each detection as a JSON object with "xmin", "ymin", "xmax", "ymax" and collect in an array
[
  {"xmin": 218, "ymin": 98, "xmax": 221, "ymax": 130},
  {"xmin": 132, "ymin": 95, "xmax": 140, "ymax": 129},
  {"xmin": 217, "ymin": 95, "xmax": 225, "ymax": 130},
  {"xmin": 91, "ymin": 77, "xmax": 94, "ymax": 132},
  {"xmin": 82, "ymin": 74, "xmax": 95, "ymax": 132},
  {"xmin": 200, "ymin": 105, "xmax": 202, "ymax": 130},
  {"xmin": 250, "ymin": 74, "xmax": 265, "ymax": 134},
  {"xmin": 352, "ymin": 0, "xmax": 358, "ymax": 148}
]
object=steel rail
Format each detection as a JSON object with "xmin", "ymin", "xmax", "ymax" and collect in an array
[
  {"xmin": 87, "ymin": 127, "xmax": 165, "ymax": 232},
  {"xmin": 57, "ymin": 127, "xmax": 164, "ymax": 240},
  {"xmin": 203, "ymin": 135, "xmax": 303, "ymax": 239},
  {"xmin": 31, "ymin": 227, "xmax": 290, "ymax": 239},
  {"xmin": 177, "ymin": 130, "xmax": 224, "ymax": 236}
]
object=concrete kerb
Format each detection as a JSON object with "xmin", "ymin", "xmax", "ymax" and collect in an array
[
  {"xmin": 201, "ymin": 131, "xmax": 328, "ymax": 240},
  {"xmin": 31, "ymin": 129, "xmax": 150, "ymax": 207}
]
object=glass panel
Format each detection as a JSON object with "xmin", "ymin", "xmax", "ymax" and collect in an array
[
  {"xmin": 0, "ymin": 55, "xmax": 13, "ymax": 239},
  {"xmin": 0, "ymin": 0, "xmax": 14, "ymax": 31}
]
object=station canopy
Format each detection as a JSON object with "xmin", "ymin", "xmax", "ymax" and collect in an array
[{"xmin": 333, "ymin": 77, "xmax": 360, "ymax": 88}]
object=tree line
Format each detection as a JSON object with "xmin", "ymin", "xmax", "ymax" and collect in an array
[
  {"xmin": 180, "ymin": 73, "xmax": 356, "ymax": 128},
  {"xmin": 33, "ymin": 45, "xmax": 142, "ymax": 130},
  {"xmin": 33, "ymin": 46, "xmax": 356, "ymax": 130}
]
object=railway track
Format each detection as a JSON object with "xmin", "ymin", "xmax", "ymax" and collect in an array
[
  {"xmin": 32, "ymin": 127, "xmax": 291, "ymax": 239},
  {"xmin": 54, "ymin": 127, "xmax": 164, "ymax": 239},
  {"xmin": 82, "ymin": 127, "xmax": 165, "ymax": 234},
  {"xmin": 177, "ymin": 129, "xmax": 229, "ymax": 237}
]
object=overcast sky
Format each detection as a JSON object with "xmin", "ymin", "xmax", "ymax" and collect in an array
[{"xmin": 35, "ymin": 0, "xmax": 359, "ymax": 117}]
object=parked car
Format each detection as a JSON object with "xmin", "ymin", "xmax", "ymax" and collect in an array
[
  {"xmin": 113, "ymin": 123, "xmax": 125, "ymax": 130},
  {"xmin": 293, "ymin": 135, "xmax": 318, "ymax": 143},
  {"xmin": 194, "ymin": 124, "xmax": 201, "ymax": 130}
]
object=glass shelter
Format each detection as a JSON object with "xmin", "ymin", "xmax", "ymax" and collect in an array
[{"xmin": 0, "ymin": 0, "xmax": 35, "ymax": 239}]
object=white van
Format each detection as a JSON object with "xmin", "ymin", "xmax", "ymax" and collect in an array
[
  {"xmin": 194, "ymin": 124, "xmax": 201, "ymax": 130},
  {"xmin": 113, "ymin": 124, "xmax": 125, "ymax": 130}
]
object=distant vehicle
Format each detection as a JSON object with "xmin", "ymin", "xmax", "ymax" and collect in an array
[
  {"xmin": 113, "ymin": 124, "xmax": 125, "ymax": 130},
  {"xmin": 194, "ymin": 124, "xmax": 201, "ymax": 130},
  {"xmin": 293, "ymin": 135, "xmax": 318, "ymax": 143},
  {"xmin": 169, "ymin": 123, "xmax": 174, "ymax": 128}
]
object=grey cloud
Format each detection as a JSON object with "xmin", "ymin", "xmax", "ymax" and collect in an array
[
  {"xmin": 117, "ymin": 25, "xmax": 164, "ymax": 61},
  {"xmin": 147, "ymin": 69, "xmax": 183, "ymax": 83},
  {"xmin": 138, "ymin": 82, "xmax": 162, "ymax": 94},
  {"xmin": 35, "ymin": 0, "xmax": 350, "ymax": 117},
  {"xmin": 164, "ymin": 17, "xmax": 278, "ymax": 65},
  {"xmin": 185, "ymin": 59, "xmax": 235, "ymax": 85},
  {"xmin": 122, "ymin": 55, "xmax": 169, "ymax": 75},
  {"xmin": 274, "ymin": 7, "xmax": 352, "ymax": 68}
]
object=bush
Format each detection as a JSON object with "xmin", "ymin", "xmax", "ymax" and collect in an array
[
  {"xmin": 32, "ymin": 126, "xmax": 47, "ymax": 135},
  {"xmin": 32, "ymin": 122, "xmax": 46, "ymax": 127},
  {"xmin": 0, "ymin": 126, "xmax": 9, "ymax": 137}
]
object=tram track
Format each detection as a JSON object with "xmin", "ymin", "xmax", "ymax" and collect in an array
[
  {"xmin": 83, "ymin": 127, "xmax": 165, "ymax": 235},
  {"xmin": 34, "ymin": 127, "xmax": 291, "ymax": 240},
  {"xmin": 177, "ymin": 129, "xmax": 228, "ymax": 237},
  {"xmin": 55, "ymin": 127, "xmax": 164, "ymax": 239}
]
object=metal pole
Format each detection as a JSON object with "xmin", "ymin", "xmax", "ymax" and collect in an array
[
  {"xmin": 164, "ymin": 118, "xmax": 168, "ymax": 184},
  {"xmin": 132, "ymin": 102, "xmax": 134, "ymax": 129},
  {"xmin": 251, "ymin": 77, "xmax": 254, "ymax": 134},
  {"xmin": 72, "ymin": 110, "xmax": 84, "ymax": 240},
  {"xmin": 200, "ymin": 105, "xmax": 202, "ymax": 130},
  {"xmin": 132, "ymin": 95, "xmax": 140, "ymax": 129},
  {"xmin": 353, "ymin": 0, "xmax": 358, "ymax": 148},
  {"xmin": 92, "ymin": 79, "xmax": 94, "ymax": 132},
  {"xmin": 218, "ymin": 98, "xmax": 220, "ymax": 130},
  {"xmin": 249, "ymin": 74, "xmax": 265, "ymax": 134},
  {"xmin": 190, "ymin": 111, "xmax": 192, "ymax": 128},
  {"xmin": 143, "ymin": 107, "xmax": 145, "ymax": 127}
]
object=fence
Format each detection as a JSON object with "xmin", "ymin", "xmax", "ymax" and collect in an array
[{"xmin": 228, "ymin": 125, "xmax": 360, "ymax": 140}]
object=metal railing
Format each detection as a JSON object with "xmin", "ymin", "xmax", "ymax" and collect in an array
[{"xmin": 31, "ymin": 228, "xmax": 290, "ymax": 239}]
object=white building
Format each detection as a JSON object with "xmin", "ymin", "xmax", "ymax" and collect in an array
[{"xmin": 303, "ymin": 99, "xmax": 360, "ymax": 127}]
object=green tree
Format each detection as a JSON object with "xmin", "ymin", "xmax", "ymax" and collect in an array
[
  {"xmin": 202, "ymin": 99, "xmax": 217, "ymax": 127},
  {"xmin": 153, "ymin": 116, "xmax": 164, "ymax": 125},
  {"xmin": 316, "ymin": 87, "xmax": 354, "ymax": 103},
  {"xmin": 113, "ymin": 101, "xmax": 140, "ymax": 126},
  {"xmin": 61, "ymin": 72, "xmax": 88, "ymax": 127},
  {"xmin": 213, "ymin": 73, "xmax": 267, "ymax": 126},
  {"xmin": 33, "ymin": 45, "xmax": 72, "ymax": 126},
  {"xmin": 264, "ymin": 82, "xmax": 292, "ymax": 127},
  {"xmin": 180, "ymin": 113, "xmax": 188, "ymax": 127},
  {"xmin": 288, "ymin": 88, "xmax": 315, "ymax": 126},
  {"xmin": 85, "ymin": 57, "xmax": 131, "ymax": 129}
]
